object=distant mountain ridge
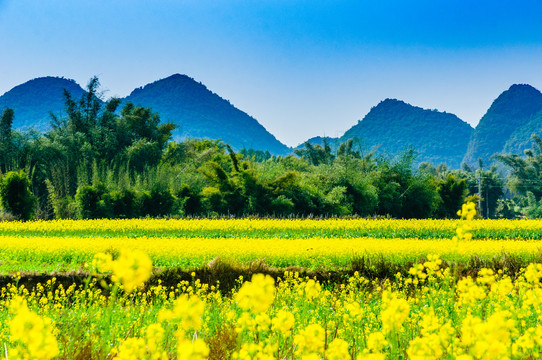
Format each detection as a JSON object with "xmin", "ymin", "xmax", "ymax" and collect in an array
[
  {"xmin": 3, "ymin": 76, "xmax": 542, "ymax": 168},
  {"xmin": 0, "ymin": 77, "xmax": 86, "ymax": 130},
  {"xmin": 338, "ymin": 99, "xmax": 473, "ymax": 168},
  {"xmin": 463, "ymin": 84, "xmax": 542, "ymax": 167},
  {"xmin": 123, "ymin": 74, "xmax": 290, "ymax": 155},
  {"xmin": 0, "ymin": 75, "xmax": 290, "ymax": 155}
]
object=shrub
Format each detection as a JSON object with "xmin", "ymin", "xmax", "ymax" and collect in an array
[
  {"xmin": 177, "ymin": 185, "xmax": 202, "ymax": 216},
  {"xmin": 75, "ymin": 183, "xmax": 111, "ymax": 219},
  {"xmin": 0, "ymin": 171, "xmax": 37, "ymax": 220},
  {"xmin": 270, "ymin": 195, "xmax": 294, "ymax": 216},
  {"xmin": 110, "ymin": 189, "xmax": 137, "ymax": 218},
  {"xmin": 140, "ymin": 186, "xmax": 176, "ymax": 217}
]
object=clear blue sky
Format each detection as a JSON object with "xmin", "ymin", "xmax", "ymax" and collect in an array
[{"xmin": 1, "ymin": 0, "xmax": 542, "ymax": 146}]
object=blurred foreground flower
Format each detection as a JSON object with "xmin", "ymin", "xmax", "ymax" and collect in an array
[
  {"xmin": 8, "ymin": 296, "xmax": 59, "ymax": 360},
  {"xmin": 235, "ymin": 273, "xmax": 275, "ymax": 314},
  {"xmin": 93, "ymin": 249, "xmax": 153, "ymax": 293}
]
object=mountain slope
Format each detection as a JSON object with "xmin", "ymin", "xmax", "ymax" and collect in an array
[
  {"xmin": 503, "ymin": 108, "xmax": 542, "ymax": 155},
  {"xmin": 463, "ymin": 84, "xmax": 542, "ymax": 166},
  {"xmin": 123, "ymin": 74, "xmax": 290, "ymax": 155},
  {"xmin": 340, "ymin": 99, "xmax": 473, "ymax": 168},
  {"xmin": 0, "ymin": 77, "xmax": 86, "ymax": 130}
]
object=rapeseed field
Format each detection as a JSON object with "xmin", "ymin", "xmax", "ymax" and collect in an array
[{"xmin": 1, "ymin": 204, "xmax": 542, "ymax": 359}]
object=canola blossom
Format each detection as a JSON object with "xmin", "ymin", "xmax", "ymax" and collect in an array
[
  {"xmin": 7, "ymin": 296, "xmax": 59, "ymax": 360},
  {"xmin": 1, "ymin": 216, "xmax": 542, "ymax": 274},
  {"xmin": 3, "ymin": 213, "xmax": 542, "ymax": 358},
  {"xmin": 2, "ymin": 234, "xmax": 542, "ymax": 273},
  {"xmin": 2, "ymin": 258, "xmax": 542, "ymax": 358},
  {"xmin": 2, "ymin": 217, "xmax": 542, "ymax": 239}
]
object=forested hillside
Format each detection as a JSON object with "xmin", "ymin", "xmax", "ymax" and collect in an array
[
  {"xmin": 0, "ymin": 75, "xmax": 290, "ymax": 155},
  {"xmin": 0, "ymin": 77, "xmax": 86, "ymax": 130},
  {"xmin": 0, "ymin": 78, "xmax": 487, "ymax": 220},
  {"xmin": 339, "ymin": 99, "xmax": 473, "ymax": 168},
  {"xmin": 5, "ymin": 76, "xmax": 542, "ymax": 172},
  {"xmin": 464, "ymin": 84, "xmax": 542, "ymax": 167},
  {"xmin": 124, "ymin": 74, "xmax": 290, "ymax": 155},
  {"xmin": 503, "ymin": 109, "xmax": 542, "ymax": 155}
]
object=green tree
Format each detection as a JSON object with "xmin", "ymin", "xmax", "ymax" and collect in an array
[
  {"xmin": 523, "ymin": 191, "xmax": 542, "ymax": 218},
  {"xmin": 0, "ymin": 171, "xmax": 37, "ymax": 220},
  {"xmin": 458, "ymin": 161, "xmax": 504, "ymax": 218},
  {"xmin": 0, "ymin": 108, "xmax": 14, "ymax": 173},
  {"xmin": 294, "ymin": 139, "xmax": 335, "ymax": 166},
  {"xmin": 435, "ymin": 174, "xmax": 468, "ymax": 218},
  {"xmin": 496, "ymin": 134, "xmax": 542, "ymax": 199}
]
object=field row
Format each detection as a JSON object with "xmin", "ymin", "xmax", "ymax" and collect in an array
[
  {"xmin": 1, "ymin": 235, "xmax": 542, "ymax": 274},
  {"xmin": 2, "ymin": 253, "xmax": 542, "ymax": 359},
  {"xmin": 3, "ymin": 218, "xmax": 542, "ymax": 239},
  {"xmin": 3, "ymin": 212, "xmax": 542, "ymax": 359}
]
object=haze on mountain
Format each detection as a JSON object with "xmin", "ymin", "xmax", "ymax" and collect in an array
[
  {"xmin": 0, "ymin": 77, "xmax": 86, "ymax": 131},
  {"xmin": 463, "ymin": 84, "xmax": 542, "ymax": 167},
  {"xmin": 300, "ymin": 99, "xmax": 473, "ymax": 169},
  {"xmin": 123, "ymin": 74, "xmax": 290, "ymax": 155}
]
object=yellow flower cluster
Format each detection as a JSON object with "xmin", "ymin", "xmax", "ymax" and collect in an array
[
  {"xmin": 93, "ymin": 249, "xmax": 153, "ymax": 293},
  {"xmin": 7, "ymin": 256, "xmax": 542, "ymax": 358},
  {"xmin": 177, "ymin": 338, "xmax": 209, "ymax": 360},
  {"xmin": 8, "ymin": 296, "xmax": 59, "ymax": 360},
  {"xmin": 294, "ymin": 323, "xmax": 326, "ymax": 355},
  {"xmin": 3, "ymin": 211, "xmax": 542, "ymax": 275},
  {"xmin": 3, "ymin": 216, "xmax": 542, "ymax": 238},
  {"xmin": 380, "ymin": 291, "xmax": 410, "ymax": 334},
  {"xmin": 158, "ymin": 294, "xmax": 205, "ymax": 331},
  {"xmin": 115, "ymin": 324, "xmax": 170, "ymax": 360},
  {"xmin": 453, "ymin": 201, "xmax": 476, "ymax": 244},
  {"xmin": 4, "ymin": 232, "xmax": 542, "ymax": 275},
  {"xmin": 9, "ymin": 205, "xmax": 542, "ymax": 358},
  {"xmin": 272, "ymin": 309, "xmax": 295, "ymax": 333},
  {"xmin": 235, "ymin": 274, "xmax": 275, "ymax": 314}
]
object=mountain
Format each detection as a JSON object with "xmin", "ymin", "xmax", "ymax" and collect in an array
[
  {"xmin": 294, "ymin": 136, "xmax": 339, "ymax": 150},
  {"xmin": 123, "ymin": 74, "xmax": 290, "ymax": 155},
  {"xmin": 463, "ymin": 84, "xmax": 542, "ymax": 167},
  {"xmin": 0, "ymin": 77, "xmax": 86, "ymax": 130},
  {"xmin": 6, "ymin": 76, "xmax": 542, "ymax": 164},
  {"xmin": 339, "ymin": 99, "xmax": 473, "ymax": 168}
]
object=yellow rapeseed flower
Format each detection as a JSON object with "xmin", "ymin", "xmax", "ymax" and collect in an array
[
  {"xmin": 272, "ymin": 309, "xmax": 295, "ymax": 333},
  {"xmin": 235, "ymin": 274, "xmax": 275, "ymax": 314},
  {"xmin": 327, "ymin": 338, "xmax": 350, "ymax": 360},
  {"xmin": 158, "ymin": 294, "xmax": 205, "ymax": 331},
  {"xmin": 177, "ymin": 338, "xmax": 209, "ymax": 360},
  {"xmin": 294, "ymin": 323, "xmax": 325, "ymax": 355},
  {"xmin": 380, "ymin": 291, "xmax": 410, "ymax": 334},
  {"xmin": 8, "ymin": 296, "xmax": 59, "ymax": 360},
  {"xmin": 111, "ymin": 249, "xmax": 153, "ymax": 293}
]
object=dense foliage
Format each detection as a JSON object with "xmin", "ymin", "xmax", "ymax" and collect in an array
[
  {"xmin": 0, "ymin": 170, "xmax": 36, "ymax": 220},
  {"xmin": 2, "ymin": 77, "xmax": 542, "ymax": 219}
]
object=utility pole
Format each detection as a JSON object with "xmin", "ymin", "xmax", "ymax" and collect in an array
[
  {"xmin": 478, "ymin": 171, "xmax": 482, "ymax": 217},
  {"xmin": 477, "ymin": 158, "xmax": 483, "ymax": 217},
  {"xmin": 486, "ymin": 186, "xmax": 489, "ymax": 218}
]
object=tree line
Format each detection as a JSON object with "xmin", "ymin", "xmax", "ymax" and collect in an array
[{"xmin": 0, "ymin": 78, "xmax": 539, "ymax": 220}]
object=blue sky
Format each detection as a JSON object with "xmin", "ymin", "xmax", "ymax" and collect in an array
[{"xmin": 1, "ymin": 0, "xmax": 542, "ymax": 146}]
